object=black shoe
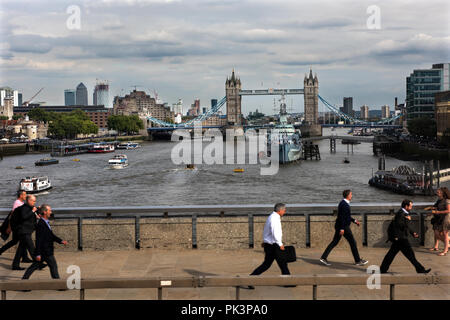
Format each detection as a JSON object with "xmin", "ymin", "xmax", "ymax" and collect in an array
[
  {"xmin": 355, "ymin": 259, "xmax": 368, "ymax": 266},
  {"xmin": 241, "ymin": 285, "xmax": 254, "ymax": 290},
  {"xmin": 38, "ymin": 263, "xmax": 48, "ymax": 270},
  {"xmin": 419, "ymin": 268, "xmax": 431, "ymax": 274},
  {"xmin": 20, "ymin": 290, "xmax": 31, "ymax": 292},
  {"xmin": 319, "ymin": 258, "xmax": 331, "ymax": 266},
  {"xmin": 12, "ymin": 267, "xmax": 25, "ymax": 270},
  {"xmin": 283, "ymin": 285, "xmax": 297, "ymax": 288},
  {"xmin": 21, "ymin": 258, "xmax": 33, "ymax": 263}
]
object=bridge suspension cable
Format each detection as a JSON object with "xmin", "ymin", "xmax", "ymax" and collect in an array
[
  {"xmin": 318, "ymin": 95, "xmax": 401, "ymax": 125},
  {"xmin": 147, "ymin": 96, "xmax": 227, "ymax": 127}
]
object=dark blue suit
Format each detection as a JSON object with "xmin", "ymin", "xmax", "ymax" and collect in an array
[
  {"xmin": 321, "ymin": 200, "xmax": 361, "ymax": 263},
  {"xmin": 22, "ymin": 218, "xmax": 62, "ymax": 279}
]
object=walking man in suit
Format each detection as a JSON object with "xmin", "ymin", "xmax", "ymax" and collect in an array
[
  {"xmin": 245, "ymin": 203, "xmax": 292, "ymax": 290},
  {"xmin": 22, "ymin": 204, "xmax": 67, "ymax": 280},
  {"xmin": 320, "ymin": 190, "xmax": 368, "ymax": 266},
  {"xmin": 0, "ymin": 190, "xmax": 33, "ymax": 263},
  {"xmin": 11, "ymin": 195, "xmax": 39, "ymax": 270},
  {"xmin": 380, "ymin": 199, "xmax": 431, "ymax": 274}
]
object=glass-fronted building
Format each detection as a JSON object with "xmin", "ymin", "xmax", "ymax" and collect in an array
[
  {"xmin": 406, "ymin": 63, "xmax": 450, "ymax": 119},
  {"xmin": 64, "ymin": 89, "xmax": 75, "ymax": 106}
]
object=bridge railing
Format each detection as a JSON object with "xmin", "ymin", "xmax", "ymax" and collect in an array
[
  {"xmin": 1, "ymin": 273, "xmax": 448, "ymax": 300},
  {"xmin": 0, "ymin": 202, "xmax": 435, "ymax": 250}
]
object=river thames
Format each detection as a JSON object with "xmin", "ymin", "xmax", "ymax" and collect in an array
[{"xmin": 0, "ymin": 128, "xmax": 448, "ymax": 208}]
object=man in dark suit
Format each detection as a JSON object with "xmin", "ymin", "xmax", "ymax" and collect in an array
[
  {"xmin": 22, "ymin": 204, "xmax": 67, "ymax": 280},
  {"xmin": 320, "ymin": 190, "xmax": 368, "ymax": 266},
  {"xmin": 11, "ymin": 195, "xmax": 38, "ymax": 270},
  {"xmin": 0, "ymin": 190, "xmax": 33, "ymax": 264},
  {"xmin": 380, "ymin": 199, "xmax": 431, "ymax": 274}
]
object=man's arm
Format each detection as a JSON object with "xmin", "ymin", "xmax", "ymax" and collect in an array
[{"xmin": 34, "ymin": 223, "xmax": 44, "ymax": 258}]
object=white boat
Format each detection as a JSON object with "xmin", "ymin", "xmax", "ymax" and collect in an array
[
  {"xmin": 108, "ymin": 154, "xmax": 128, "ymax": 169},
  {"xmin": 88, "ymin": 143, "xmax": 115, "ymax": 153},
  {"xmin": 19, "ymin": 176, "xmax": 52, "ymax": 194},
  {"xmin": 116, "ymin": 142, "xmax": 140, "ymax": 150}
]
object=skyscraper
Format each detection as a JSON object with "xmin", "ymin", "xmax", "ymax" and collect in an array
[
  {"xmin": 406, "ymin": 63, "xmax": 450, "ymax": 119},
  {"xmin": 343, "ymin": 97, "xmax": 353, "ymax": 116},
  {"xmin": 64, "ymin": 89, "xmax": 76, "ymax": 106},
  {"xmin": 76, "ymin": 82, "xmax": 88, "ymax": 106},
  {"xmin": 93, "ymin": 81, "xmax": 110, "ymax": 108},
  {"xmin": 381, "ymin": 105, "xmax": 390, "ymax": 118},
  {"xmin": 360, "ymin": 105, "xmax": 369, "ymax": 120}
]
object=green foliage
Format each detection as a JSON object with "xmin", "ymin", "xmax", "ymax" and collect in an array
[
  {"xmin": 47, "ymin": 110, "xmax": 98, "ymax": 139},
  {"xmin": 407, "ymin": 118, "xmax": 437, "ymax": 138},
  {"xmin": 0, "ymin": 116, "xmax": 8, "ymax": 121},
  {"xmin": 27, "ymin": 108, "xmax": 54, "ymax": 123},
  {"xmin": 12, "ymin": 114, "xmax": 23, "ymax": 120},
  {"xmin": 107, "ymin": 115, "xmax": 144, "ymax": 135}
]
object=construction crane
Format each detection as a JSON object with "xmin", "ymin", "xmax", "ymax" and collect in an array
[{"xmin": 22, "ymin": 87, "xmax": 44, "ymax": 106}]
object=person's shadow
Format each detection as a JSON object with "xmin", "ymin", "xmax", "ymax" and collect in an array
[
  {"xmin": 183, "ymin": 269, "xmax": 218, "ymax": 277},
  {"xmin": 299, "ymin": 256, "xmax": 368, "ymax": 272}
]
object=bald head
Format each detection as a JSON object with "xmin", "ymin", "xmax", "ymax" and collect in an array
[{"xmin": 26, "ymin": 195, "xmax": 36, "ymax": 206}]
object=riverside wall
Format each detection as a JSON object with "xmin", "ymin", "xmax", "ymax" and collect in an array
[{"xmin": 9, "ymin": 214, "xmax": 435, "ymax": 252}]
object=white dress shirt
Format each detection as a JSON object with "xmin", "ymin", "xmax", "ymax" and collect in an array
[{"xmin": 262, "ymin": 211, "xmax": 283, "ymax": 247}]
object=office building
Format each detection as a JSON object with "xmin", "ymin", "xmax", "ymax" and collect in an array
[
  {"xmin": 381, "ymin": 105, "xmax": 390, "ymax": 118},
  {"xmin": 93, "ymin": 81, "xmax": 110, "ymax": 108},
  {"xmin": 360, "ymin": 105, "xmax": 369, "ymax": 120},
  {"xmin": 64, "ymin": 89, "xmax": 76, "ymax": 106},
  {"xmin": 76, "ymin": 82, "xmax": 88, "ymax": 106},
  {"xmin": 343, "ymin": 97, "xmax": 353, "ymax": 116},
  {"xmin": 435, "ymin": 90, "xmax": 450, "ymax": 143},
  {"xmin": 406, "ymin": 63, "xmax": 450, "ymax": 119},
  {"xmin": 1, "ymin": 87, "xmax": 19, "ymax": 107}
]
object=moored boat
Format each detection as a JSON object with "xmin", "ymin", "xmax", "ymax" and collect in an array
[
  {"xmin": 116, "ymin": 142, "xmax": 140, "ymax": 150},
  {"xmin": 35, "ymin": 158, "xmax": 59, "ymax": 166},
  {"xmin": 19, "ymin": 176, "xmax": 52, "ymax": 194},
  {"xmin": 88, "ymin": 143, "xmax": 115, "ymax": 153}
]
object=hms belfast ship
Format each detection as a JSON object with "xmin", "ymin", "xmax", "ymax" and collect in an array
[{"xmin": 268, "ymin": 93, "xmax": 303, "ymax": 164}]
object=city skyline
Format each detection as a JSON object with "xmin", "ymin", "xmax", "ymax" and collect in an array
[{"xmin": 0, "ymin": 0, "xmax": 449, "ymax": 115}]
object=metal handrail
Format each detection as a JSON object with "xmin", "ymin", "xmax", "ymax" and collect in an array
[{"xmin": 0, "ymin": 273, "xmax": 448, "ymax": 300}]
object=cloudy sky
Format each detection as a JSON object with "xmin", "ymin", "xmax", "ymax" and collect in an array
[{"xmin": 0, "ymin": 0, "xmax": 449, "ymax": 115}]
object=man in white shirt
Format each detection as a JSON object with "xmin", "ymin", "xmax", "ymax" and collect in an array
[{"xmin": 246, "ymin": 203, "xmax": 290, "ymax": 289}]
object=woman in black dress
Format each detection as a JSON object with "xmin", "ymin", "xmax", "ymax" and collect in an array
[{"xmin": 424, "ymin": 187, "xmax": 450, "ymax": 256}]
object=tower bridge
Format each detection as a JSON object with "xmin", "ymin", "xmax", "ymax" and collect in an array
[{"xmin": 146, "ymin": 69, "xmax": 401, "ymax": 133}]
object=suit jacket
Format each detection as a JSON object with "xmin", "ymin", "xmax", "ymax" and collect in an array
[
  {"xmin": 34, "ymin": 219, "xmax": 63, "ymax": 257},
  {"xmin": 335, "ymin": 200, "xmax": 356, "ymax": 230},
  {"xmin": 392, "ymin": 209, "xmax": 415, "ymax": 241},
  {"xmin": 16, "ymin": 203, "xmax": 37, "ymax": 235}
]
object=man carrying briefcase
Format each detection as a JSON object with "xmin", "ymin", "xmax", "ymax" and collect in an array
[{"xmin": 245, "ymin": 203, "xmax": 296, "ymax": 289}]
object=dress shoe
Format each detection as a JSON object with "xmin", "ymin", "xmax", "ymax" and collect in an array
[
  {"xmin": 282, "ymin": 285, "xmax": 297, "ymax": 288},
  {"xmin": 21, "ymin": 258, "xmax": 33, "ymax": 263},
  {"xmin": 419, "ymin": 268, "xmax": 431, "ymax": 274},
  {"xmin": 12, "ymin": 266, "xmax": 25, "ymax": 271}
]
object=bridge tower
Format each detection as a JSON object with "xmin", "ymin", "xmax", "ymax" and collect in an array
[
  {"xmin": 304, "ymin": 69, "xmax": 319, "ymax": 124},
  {"xmin": 225, "ymin": 69, "xmax": 242, "ymax": 125}
]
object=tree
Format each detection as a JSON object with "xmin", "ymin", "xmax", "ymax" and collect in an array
[
  {"xmin": 0, "ymin": 116, "xmax": 8, "ymax": 120},
  {"xmin": 12, "ymin": 114, "xmax": 23, "ymax": 120},
  {"xmin": 27, "ymin": 108, "xmax": 53, "ymax": 123},
  {"xmin": 107, "ymin": 115, "xmax": 143, "ymax": 135},
  {"xmin": 407, "ymin": 118, "xmax": 437, "ymax": 138},
  {"xmin": 47, "ymin": 110, "xmax": 98, "ymax": 139}
]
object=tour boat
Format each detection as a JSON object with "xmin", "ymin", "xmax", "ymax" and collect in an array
[
  {"xmin": 108, "ymin": 154, "xmax": 128, "ymax": 169},
  {"xmin": 19, "ymin": 176, "xmax": 52, "ymax": 194},
  {"xmin": 368, "ymin": 165, "xmax": 432, "ymax": 196},
  {"xmin": 35, "ymin": 158, "xmax": 59, "ymax": 166},
  {"xmin": 116, "ymin": 142, "xmax": 140, "ymax": 150},
  {"xmin": 88, "ymin": 143, "xmax": 115, "ymax": 153}
]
